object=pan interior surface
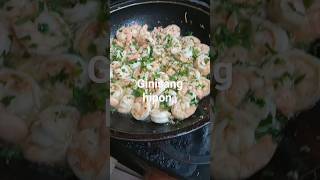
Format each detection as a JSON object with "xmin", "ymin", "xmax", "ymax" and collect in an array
[{"xmin": 110, "ymin": 1, "xmax": 210, "ymax": 141}]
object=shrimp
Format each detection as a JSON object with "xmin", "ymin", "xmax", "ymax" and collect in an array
[
  {"xmin": 67, "ymin": 112, "xmax": 107, "ymax": 180},
  {"xmin": 150, "ymin": 109, "xmax": 171, "ymax": 124},
  {"xmin": 181, "ymin": 36, "xmax": 201, "ymax": 47},
  {"xmin": 117, "ymin": 94, "xmax": 135, "ymax": 114},
  {"xmin": 171, "ymin": 95, "xmax": 197, "ymax": 120},
  {"xmin": 113, "ymin": 64, "xmax": 132, "ymax": 81},
  {"xmin": 110, "ymin": 83, "xmax": 124, "ymax": 108},
  {"xmin": 131, "ymin": 97, "xmax": 151, "ymax": 120},
  {"xmin": 251, "ymin": 18, "xmax": 290, "ymax": 57},
  {"xmin": 176, "ymin": 47, "xmax": 193, "ymax": 63},
  {"xmin": 13, "ymin": 9, "xmax": 72, "ymax": 55},
  {"xmin": 195, "ymin": 43, "xmax": 210, "ymax": 55},
  {"xmin": 307, "ymin": 2, "xmax": 320, "ymax": 38},
  {"xmin": 266, "ymin": 0, "xmax": 320, "ymax": 42},
  {"xmin": 34, "ymin": 54, "xmax": 88, "ymax": 106},
  {"xmin": 222, "ymin": 71, "xmax": 250, "ymax": 107},
  {"xmin": 211, "ymin": 116, "xmax": 277, "ymax": 179},
  {"xmin": 74, "ymin": 21, "xmax": 107, "ymax": 60},
  {"xmin": 194, "ymin": 54, "xmax": 210, "ymax": 76},
  {"xmin": 0, "ymin": 69, "xmax": 41, "ymax": 120},
  {"xmin": 116, "ymin": 26, "xmax": 136, "ymax": 45},
  {"xmin": 272, "ymin": 50, "xmax": 320, "ymax": 117},
  {"xmin": 23, "ymin": 105, "xmax": 79, "ymax": 164},
  {"xmin": 0, "ymin": 104, "xmax": 28, "ymax": 144},
  {"xmin": 2, "ymin": 0, "xmax": 38, "ymax": 21},
  {"xmin": 193, "ymin": 77, "xmax": 210, "ymax": 99},
  {"xmin": 164, "ymin": 25, "xmax": 181, "ymax": 38},
  {"xmin": 177, "ymin": 82, "xmax": 192, "ymax": 96},
  {"xmin": 127, "ymin": 53, "xmax": 140, "ymax": 61},
  {"xmin": 268, "ymin": 0, "xmax": 307, "ymax": 27},
  {"xmin": 275, "ymin": 87, "xmax": 296, "ymax": 118},
  {"xmin": 136, "ymin": 25, "xmax": 152, "ymax": 46}
]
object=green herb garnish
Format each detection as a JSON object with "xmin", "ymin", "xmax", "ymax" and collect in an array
[
  {"xmin": 38, "ymin": 23, "xmax": 49, "ymax": 33},
  {"xmin": 0, "ymin": 96, "xmax": 15, "ymax": 107}
]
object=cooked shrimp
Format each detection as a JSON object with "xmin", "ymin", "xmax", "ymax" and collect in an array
[
  {"xmin": 164, "ymin": 25, "xmax": 181, "ymax": 38},
  {"xmin": 307, "ymin": 2, "xmax": 320, "ymax": 38},
  {"xmin": 212, "ymin": 117, "xmax": 277, "ymax": 179},
  {"xmin": 74, "ymin": 21, "xmax": 107, "ymax": 60},
  {"xmin": 67, "ymin": 112, "xmax": 107, "ymax": 180},
  {"xmin": 171, "ymin": 95, "xmax": 197, "ymax": 120},
  {"xmin": 2, "ymin": 0, "xmax": 38, "ymax": 21},
  {"xmin": 275, "ymin": 87, "xmax": 296, "ymax": 117},
  {"xmin": 251, "ymin": 18, "xmax": 290, "ymax": 57},
  {"xmin": 176, "ymin": 47, "xmax": 193, "ymax": 62},
  {"xmin": 0, "ymin": 104, "xmax": 28, "ymax": 144},
  {"xmin": 23, "ymin": 105, "xmax": 79, "ymax": 164},
  {"xmin": 0, "ymin": 69, "xmax": 41, "ymax": 119},
  {"xmin": 150, "ymin": 109, "xmax": 171, "ymax": 124},
  {"xmin": 110, "ymin": 83, "xmax": 124, "ymax": 108},
  {"xmin": 223, "ymin": 71, "xmax": 250, "ymax": 107},
  {"xmin": 266, "ymin": 0, "xmax": 320, "ymax": 42},
  {"xmin": 193, "ymin": 77, "xmax": 210, "ymax": 99},
  {"xmin": 136, "ymin": 25, "xmax": 152, "ymax": 46},
  {"xmin": 113, "ymin": 64, "xmax": 132, "ymax": 80},
  {"xmin": 194, "ymin": 54, "xmax": 210, "ymax": 76},
  {"xmin": 117, "ymin": 94, "xmax": 135, "ymax": 114},
  {"xmin": 33, "ymin": 54, "xmax": 88, "ymax": 106},
  {"xmin": 195, "ymin": 43, "xmax": 210, "ymax": 55},
  {"xmin": 131, "ymin": 97, "xmax": 151, "ymax": 120},
  {"xmin": 13, "ymin": 9, "xmax": 72, "ymax": 55},
  {"xmin": 181, "ymin": 36, "xmax": 201, "ymax": 47},
  {"xmin": 116, "ymin": 26, "xmax": 135, "ymax": 45}
]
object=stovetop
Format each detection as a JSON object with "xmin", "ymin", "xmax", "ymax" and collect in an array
[{"xmin": 111, "ymin": 124, "xmax": 211, "ymax": 179}]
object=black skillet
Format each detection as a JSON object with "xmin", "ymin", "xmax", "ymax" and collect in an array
[{"xmin": 110, "ymin": 0, "xmax": 211, "ymax": 141}]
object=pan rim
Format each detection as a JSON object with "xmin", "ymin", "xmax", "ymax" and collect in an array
[{"xmin": 110, "ymin": 0, "xmax": 209, "ymax": 15}]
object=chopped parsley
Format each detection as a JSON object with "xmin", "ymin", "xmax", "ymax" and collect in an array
[
  {"xmin": 186, "ymin": 31, "xmax": 193, "ymax": 36},
  {"xmin": 214, "ymin": 20, "xmax": 252, "ymax": 51},
  {"xmin": 70, "ymin": 83, "xmax": 107, "ymax": 114},
  {"xmin": 255, "ymin": 113, "xmax": 281, "ymax": 141},
  {"xmin": 38, "ymin": 23, "xmax": 49, "ymax": 34},
  {"xmin": 164, "ymin": 35, "xmax": 173, "ymax": 48},
  {"xmin": 294, "ymin": 74, "xmax": 306, "ymax": 85},
  {"xmin": 160, "ymin": 101, "xmax": 170, "ymax": 110},
  {"xmin": 48, "ymin": 68, "xmax": 69, "ymax": 85},
  {"xmin": 153, "ymin": 72, "xmax": 160, "ymax": 80},
  {"xmin": 274, "ymin": 57, "xmax": 285, "ymax": 65},
  {"xmin": 190, "ymin": 97, "xmax": 199, "ymax": 106},
  {"xmin": 0, "ymin": 96, "xmax": 15, "ymax": 107},
  {"xmin": 192, "ymin": 48, "xmax": 200, "ymax": 59},
  {"xmin": 265, "ymin": 43, "xmax": 277, "ymax": 55},
  {"xmin": 19, "ymin": 35, "xmax": 31, "ymax": 41},
  {"xmin": 273, "ymin": 72, "xmax": 306, "ymax": 88},
  {"xmin": 133, "ymin": 88, "xmax": 144, "ymax": 97},
  {"xmin": 245, "ymin": 90, "xmax": 266, "ymax": 108}
]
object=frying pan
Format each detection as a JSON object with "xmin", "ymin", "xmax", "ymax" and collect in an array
[{"xmin": 109, "ymin": 0, "xmax": 211, "ymax": 141}]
